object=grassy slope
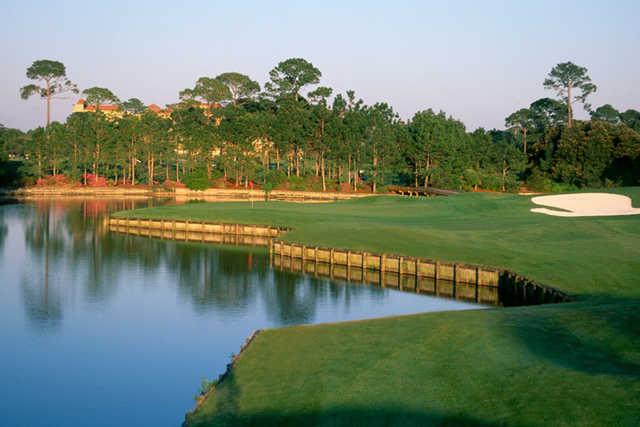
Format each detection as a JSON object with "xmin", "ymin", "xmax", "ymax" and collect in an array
[{"xmin": 116, "ymin": 190, "xmax": 640, "ymax": 426}]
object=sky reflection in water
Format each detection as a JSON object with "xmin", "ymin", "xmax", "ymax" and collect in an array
[{"xmin": 0, "ymin": 199, "xmax": 478, "ymax": 427}]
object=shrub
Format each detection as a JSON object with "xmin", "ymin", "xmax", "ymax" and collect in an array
[
  {"xmin": 81, "ymin": 173, "xmax": 107, "ymax": 187},
  {"xmin": 463, "ymin": 169, "xmax": 481, "ymax": 191},
  {"xmin": 310, "ymin": 180, "xmax": 323, "ymax": 192},
  {"xmin": 287, "ymin": 175, "xmax": 306, "ymax": 191},
  {"xmin": 183, "ymin": 169, "xmax": 210, "ymax": 191},
  {"xmin": 194, "ymin": 377, "xmax": 216, "ymax": 401},
  {"xmin": 550, "ymin": 182, "xmax": 579, "ymax": 193},
  {"xmin": 527, "ymin": 168, "xmax": 554, "ymax": 192},
  {"xmin": 481, "ymin": 174, "xmax": 502, "ymax": 192},
  {"xmin": 36, "ymin": 174, "xmax": 73, "ymax": 186},
  {"xmin": 263, "ymin": 169, "xmax": 286, "ymax": 188},
  {"xmin": 375, "ymin": 184, "xmax": 389, "ymax": 194}
]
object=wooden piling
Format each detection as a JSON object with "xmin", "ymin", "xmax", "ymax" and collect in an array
[
  {"xmin": 269, "ymin": 240, "xmax": 273, "ymax": 266},
  {"xmin": 452, "ymin": 263, "xmax": 457, "ymax": 298},
  {"xmin": 475, "ymin": 266, "xmax": 479, "ymax": 302},
  {"xmin": 280, "ymin": 241, "xmax": 284, "ymax": 267}
]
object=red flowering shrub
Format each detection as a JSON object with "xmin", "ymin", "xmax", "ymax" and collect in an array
[
  {"xmin": 82, "ymin": 173, "xmax": 107, "ymax": 187},
  {"xmin": 35, "ymin": 174, "xmax": 72, "ymax": 186}
]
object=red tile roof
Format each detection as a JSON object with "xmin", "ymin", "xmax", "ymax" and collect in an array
[{"xmin": 85, "ymin": 104, "xmax": 120, "ymax": 112}]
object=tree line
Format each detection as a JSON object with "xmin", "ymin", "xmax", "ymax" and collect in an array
[{"xmin": 1, "ymin": 58, "xmax": 639, "ymax": 192}]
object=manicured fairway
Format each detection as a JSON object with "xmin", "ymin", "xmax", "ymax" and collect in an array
[{"xmin": 116, "ymin": 189, "xmax": 640, "ymax": 426}]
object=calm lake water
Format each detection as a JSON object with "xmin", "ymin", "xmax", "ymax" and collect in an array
[{"xmin": 0, "ymin": 199, "xmax": 479, "ymax": 426}]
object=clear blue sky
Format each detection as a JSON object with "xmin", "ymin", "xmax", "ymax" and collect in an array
[{"xmin": 1, "ymin": 0, "xmax": 638, "ymax": 131}]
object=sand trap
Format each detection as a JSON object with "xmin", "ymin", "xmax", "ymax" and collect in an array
[{"xmin": 531, "ymin": 193, "xmax": 640, "ymax": 217}]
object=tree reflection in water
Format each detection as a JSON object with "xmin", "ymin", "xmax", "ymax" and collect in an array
[
  {"xmin": 16, "ymin": 198, "xmax": 387, "ymax": 332},
  {"xmin": 0, "ymin": 201, "xmax": 8, "ymax": 257},
  {"xmin": 1, "ymin": 198, "xmax": 470, "ymax": 427}
]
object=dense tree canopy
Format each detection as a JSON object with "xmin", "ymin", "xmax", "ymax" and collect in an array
[{"xmin": 6, "ymin": 58, "xmax": 640, "ymax": 191}]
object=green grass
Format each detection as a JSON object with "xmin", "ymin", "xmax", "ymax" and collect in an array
[{"xmin": 115, "ymin": 189, "xmax": 640, "ymax": 426}]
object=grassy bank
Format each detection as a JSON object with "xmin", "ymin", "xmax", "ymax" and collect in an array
[{"xmin": 115, "ymin": 190, "xmax": 640, "ymax": 426}]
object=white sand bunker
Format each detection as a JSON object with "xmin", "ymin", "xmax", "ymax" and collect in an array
[{"xmin": 531, "ymin": 193, "xmax": 640, "ymax": 217}]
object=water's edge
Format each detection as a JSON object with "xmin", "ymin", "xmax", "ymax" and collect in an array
[{"xmin": 109, "ymin": 216, "xmax": 571, "ymax": 308}]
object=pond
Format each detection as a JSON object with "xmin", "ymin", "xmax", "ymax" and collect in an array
[{"xmin": 0, "ymin": 199, "xmax": 481, "ymax": 426}]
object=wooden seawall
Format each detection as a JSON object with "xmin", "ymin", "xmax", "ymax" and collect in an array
[
  {"xmin": 270, "ymin": 241, "xmax": 569, "ymax": 307},
  {"xmin": 109, "ymin": 217, "xmax": 570, "ymax": 307},
  {"xmin": 108, "ymin": 217, "xmax": 283, "ymax": 246}
]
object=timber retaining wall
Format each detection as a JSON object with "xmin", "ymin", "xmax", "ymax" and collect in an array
[
  {"xmin": 109, "ymin": 217, "xmax": 570, "ymax": 307},
  {"xmin": 108, "ymin": 217, "xmax": 283, "ymax": 246},
  {"xmin": 270, "ymin": 241, "xmax": 569, "ymax": 306}
]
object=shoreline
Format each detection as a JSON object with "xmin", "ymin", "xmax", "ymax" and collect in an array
[
  {"xmin": 106, "ymin": 191, "xmax": 639, "ymax": 426},
  {"xmin": 107, "ymin": 215, "xmax": 570, "ymax": 306},
  {"xmin": 6, "ymin": 186, "xmax": 375, "ymax": 202}
]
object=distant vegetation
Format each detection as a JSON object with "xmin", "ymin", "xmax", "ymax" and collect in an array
[{"xmin": 2, "ymin": 59, "xmax": 639, "ymax": 191}]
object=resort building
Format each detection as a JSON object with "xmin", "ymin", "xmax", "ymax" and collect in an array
[
  {"xmin": 147, "ymin": 103, "xmax": 172, "ymax": 118},
  {"xmin": 72, "ymin": 99, "xmax": 123, "ymax": 119},
  {"xmin": 72, "ymin": 99, "xmax": 220, "ymax": 120}
]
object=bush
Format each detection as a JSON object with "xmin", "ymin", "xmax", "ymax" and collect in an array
[
  {"xmin": 81, "ymin": 173, "xmax": 107, "ymax": 187},
  {"xmin": 310, "ymin": 180, "xmax": 323, "ymax": 192},
  {"xmin": 287, "ymin": 175, "xmax": 306, "ymax": 191},
  {"xmin": 481, "ymin": 174, "xmax": 502, "ymax": 192},
  {"xmin": 463, "ymin": 169, "xmax": 481, "ymax": 191},
  {"xmin": 527, "ymin": 168, "xmax": 579, "ymax": 193},
  {"xmin": 263, "ymin": 169, "xmax": 286, "ymax": 188},
  {"xmin": 375, "ymin": 184, "xmax": 389, "ymax": 194},
  {"xmin": 183, "ymin": 169, "xmax": 210, "ymax": 191},
  {"xmin": 526, "ymin": 168, "xmax": 554, "ymax": 192},
  {"xmin": 549, "ymin": 182, "xmax": 579, "ymax": 193},
  {"xmin": 36, "ymin": 174, "xmax": 73, "ymax": 187},
  {"xmin": 194, "ymin": 377, "xmax": 215, "ymax": 401}
]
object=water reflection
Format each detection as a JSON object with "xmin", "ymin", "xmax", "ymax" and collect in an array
[
  {"xmin": 0, "ymin": 202, "xmax": 8, "ymax": 256},
  {"xmin": 22, "ymin": 202, "xmax": 63, "ymax": 330},
  {"xmin": 13, "ymin": 199, "xmax": 395, "ymax": 331},
  {"xmin": 0, "ymin": 198, "xmax": 478, "ymax": 427},
  {"xmin": 19, "ymin": 199, "xmax": 148, "ymax": 330}
]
